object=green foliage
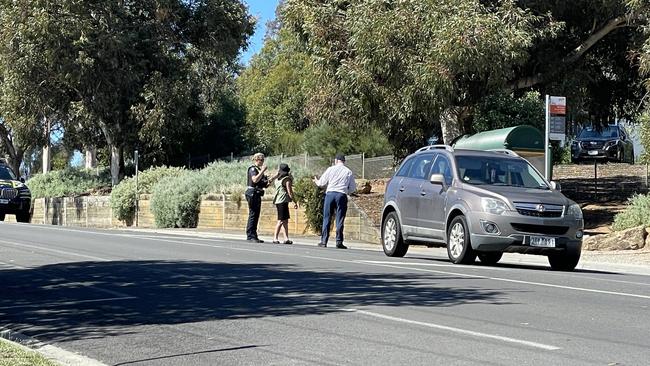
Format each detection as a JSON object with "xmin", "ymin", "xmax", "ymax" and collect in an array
[
  {"xmin": 473, "ymin": 92, "xmax": 544, "ymax": 133},
  {"xmin": 551, "ymin": 142, "xmax": 573, "ymax": 166},
  {"xmin": 149, "ymin": 159, "xmax": 314, "ymax": 228},
  {"xmin": 293, "ymin": 177, "xmax": 324, "ymax": 233},
  {"xmin": 639, "ymin": 112, "xmax": 650, "ymax": 164},
  {"xmin": 238, "ymin": 27, "xmax": 314, "ymax": 154},
  {"xmin": 302, "ymin": 123, "xmax": 392, "ymax": 158},
  {"xmin": 612, "ymin": 194, "xmax": 650, "ymax": 231},
  {"xmin": 27, "ymin": 168, "xmax": 111, "ymax": 198},
  {"xmin": 111, "ymin": 166, "xmax": 184, "ymax": 224}
]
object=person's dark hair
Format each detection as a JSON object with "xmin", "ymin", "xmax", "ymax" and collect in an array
[{"xmin": 278, "ymin": 163, "xmax": 291, "ymax": 179}]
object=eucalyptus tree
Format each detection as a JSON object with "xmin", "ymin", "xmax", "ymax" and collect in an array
[
  {"xmin": 282, "ymin": 0, "xmax": 650, "ymax": 157},
  {"xmin": 0, "ymin": 0, "xmax": 254, "ymax": 184}
]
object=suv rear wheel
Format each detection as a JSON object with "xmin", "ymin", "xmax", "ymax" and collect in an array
[
  {"xmin": 478, "ymin": 252, "xmax": 503, "ymax": 265},
  {"xmin": 447, "ymin": 215, "xmax": 475, "ymax": 264},
  {"xmin": 382, "ymin": 211, "xmax": 409, "ymax": 257},
  {"xmin": 16, "ymin": 211, "xmax": 30, "ymax": 223}
]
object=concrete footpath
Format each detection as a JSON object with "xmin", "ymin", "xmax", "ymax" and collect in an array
[{"xmin": 116, "ymin": 227, "xmax": 650, "ymax": 276}]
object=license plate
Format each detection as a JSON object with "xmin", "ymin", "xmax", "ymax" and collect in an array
[
  {"xmin": 588, "ymin": 150, "xmax": 599, "ymax": 156},
  {"xmin": 530, "ymin": 236, "xmax": 555, "ymax": 248}
]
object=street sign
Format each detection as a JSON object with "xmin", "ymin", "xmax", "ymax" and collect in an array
[{"xmin": 548, "ymin": 96, "xmax": 566, "ymax": 141}]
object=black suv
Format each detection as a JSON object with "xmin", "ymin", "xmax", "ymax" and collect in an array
[
  {"xmin": 0, "ymin": 162, "xmax": 31, "ymax": 222},
  {"xmin": 570, "ymin": 125, "xmax": 634, "ymax": 164}
]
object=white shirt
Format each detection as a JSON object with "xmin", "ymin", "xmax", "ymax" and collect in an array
[{"xmin": 316, "ymin": 163, "xmax": 356, "ymax": 194}]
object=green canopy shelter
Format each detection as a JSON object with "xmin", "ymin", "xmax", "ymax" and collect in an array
[{"xmin": 452, "ymin": 125, "xmax": 549, "ymax": 176}]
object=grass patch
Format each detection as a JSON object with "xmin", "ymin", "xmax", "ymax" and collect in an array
[{"xmin": 0, "ymin": 338, "xmax": 60, "ymax": 366}]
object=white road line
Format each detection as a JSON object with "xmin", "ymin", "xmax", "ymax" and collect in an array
[
  {"xmin": 0, "ymin": 238, "xmax": 111, "ymax": 261},
  {"xmin": 357, "ymin": 260, "xmax": 509, "ymax": 270},
  {"xmin": 0, "ymin": 297, "xmax": 137, "ymax": 310},
  {"xmin": 5, "ymin": 225, "xmax": 650, "ymax": 300},
  {"xmin": 345, "ymin": 308, "xmax": 561, "ymax": 351}
]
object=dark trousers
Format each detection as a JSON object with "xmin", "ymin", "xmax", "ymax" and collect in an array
[
  {"xmin": 321, "ymin": 192, "xmax": 348, "ymax": 244},
  {"xmin": 246, "ymin": 194, "xmax": 262, "ymax": 240}
]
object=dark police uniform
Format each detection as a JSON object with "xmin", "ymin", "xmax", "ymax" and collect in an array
[{"xmin": 245, "ymin": 165, "xmax": 268, "ymax": 241}]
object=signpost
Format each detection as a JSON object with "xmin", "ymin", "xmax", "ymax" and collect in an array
[
  {"xmin": 134, "ymin": 150, "xmax": 139, "ymax": 227},
  {"xmin": 545, "ymin": 95, "xmax": 566, "ymax": 179}
]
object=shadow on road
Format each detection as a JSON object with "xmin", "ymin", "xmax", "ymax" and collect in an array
[{"xmin": 0, "ymin": 260, "xmax": 509, "ymax": 343}]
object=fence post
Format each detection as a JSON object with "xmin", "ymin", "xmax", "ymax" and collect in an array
[{"xmin": 362, "ymin": 152, "xmax": 365, "ymax": 180}]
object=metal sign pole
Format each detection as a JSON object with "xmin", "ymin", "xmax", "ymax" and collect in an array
[
  {"xmin": 134, "ymin": 150, "xmax": 139, "ymax": 227},
  {"xmin": 545, "ymin": 95, "xmax": 550, "ymax": 180}
]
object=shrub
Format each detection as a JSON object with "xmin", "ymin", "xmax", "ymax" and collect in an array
[
  {"xmin": 612, "ymin": 194, "xmax": 650, "ymax": 231},
  {"xmin": 111, "ymin": 166, "xmax": 184, "ymax": 224},
  {"xmin": 27, "ymin": 167, "xmax": 111, "ymax": 198},
  {"xmin": 293, "ymin": 177, "xmax": 324, "ymax": 233},
  {"xmin": 149, "ymin": 159, "xmax": 314, "ymax": 228}
]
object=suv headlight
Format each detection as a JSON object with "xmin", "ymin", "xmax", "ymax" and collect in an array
[
  {"xmin": 604, "ymin": 140, "xmax": 618, "ymax": 148},
  {"xmin": 481, "ymin": 197, "xmax": 509, "ymax": 215},
  {"xmin": 567, "ymin": 203, "xmax": 583, "ymax": 219}
]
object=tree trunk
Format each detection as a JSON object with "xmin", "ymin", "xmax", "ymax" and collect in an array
[
  {"xmin": 110, "ymin": 144, "xmax": 122, "ymax": 186},
  {"xmin": 84, "ymin": 146, "xmax": 97, "ymax": 169},
  {"xmin": 42, "ymin": 117, "xmax": 51, "ymax": 174},
  {"xmin": 440, "ymin": 107, "xmax": 466, "ymax": 145}
]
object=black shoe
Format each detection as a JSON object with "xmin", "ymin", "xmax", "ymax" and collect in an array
[
  {"xmin": 336, "ymin": 242, "xmax": 347, "ymax": 249},
  {"xmin": 247, "ymin": 238, "xmax": 264, "ymax": 243},
  {"xmin": 317, "ymin": 242, "xmax": 327, "ymax": 248}
]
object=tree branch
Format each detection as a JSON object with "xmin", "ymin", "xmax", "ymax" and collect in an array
[{"xmin": 508, "ymin": 16, "xmax": 632, "ymax": 90}]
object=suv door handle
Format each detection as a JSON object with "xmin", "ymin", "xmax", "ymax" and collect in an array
[
  {"xmin": 399, "ymin": 187, "xmax": 405, "ymax": 192},
  {"xmin": 420, "ymin": 191, "xmax": 427, "ymax": 196}
]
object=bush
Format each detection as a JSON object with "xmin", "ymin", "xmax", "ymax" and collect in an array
[
  {"xmin": 111, "ymin": 166, "xmax": 184, "ymax": 224},
  {"xmin": 293, "ymin": 177, "xmax": 324, "ymax": 233},
  {"xmin": 612, "ymin": 194, "xmax": 650, "ymax": 231},
  {"xmin": 149, "ymin": 159, "xmax": 314, "ymax": 228},
  {"xmin": 27, "ymin": 167, "xmax": 111, "ymax": 198}
]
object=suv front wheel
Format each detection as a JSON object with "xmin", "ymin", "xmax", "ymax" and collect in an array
[
  {"xmin": 382, "ymin": 211, "xmax": 409, "ymax": 257},
  {"xmin": 447, "ymin": 215, "xmax": 476, "ymax": 264},
  {"xmin": 548, "ymin": 246, "xmax": 581, "ymax": 271}
]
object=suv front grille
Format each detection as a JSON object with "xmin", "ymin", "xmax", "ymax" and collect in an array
[
  {"xmin": 0, "ymin": 188, "xmax": 17, "ymax": 199},
  {"xmin": 511, "ymin": 223, "xmax": 569, "ymax": 236},
  {"xmin": 514, "ymin": 202, "xmax": 563, "ymax": 218},
  {"xmin": 581, "ymin": 141, "xmax": 604, "ymax": 149}
]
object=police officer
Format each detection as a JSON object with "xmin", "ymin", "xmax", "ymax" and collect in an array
[{"xmin": 246, "ymin": 153, "xmax": 270, "ymax": 243}]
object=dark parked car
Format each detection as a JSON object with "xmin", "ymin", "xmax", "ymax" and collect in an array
[
  {"xmin": 571, "ymin": 125, "xmax": 634, "ymax": 164},
  {"xmin": 0, "ymin": 161, "xmax": 31, "ymax": 222}
]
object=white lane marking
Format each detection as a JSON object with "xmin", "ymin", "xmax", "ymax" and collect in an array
[
  {"xmin": 344, "ymin": 309, "xmax": 561, "ymax": 351},
  {"xmin": 0, "ymin": 297, "xmax": 137, "ymax": 310},
  {"xmin": 6, "ymin": 225, "xmax": 650, "ymax": 300},
  {"xmin": 0, "ymin": 238, "xmax": 110, "ymax": 261},
  {"xmin": 357, "ymin": 260, "xmax": 509, "ymax": 270}
]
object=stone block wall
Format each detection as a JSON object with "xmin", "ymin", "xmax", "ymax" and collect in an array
[{"xmin": 13, "ymin": 194, "xmax": 380, "ymax": 244}]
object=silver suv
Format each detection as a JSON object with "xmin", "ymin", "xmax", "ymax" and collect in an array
[{"xmin": 381, "ymin": 146, "xmax": 584, "ymax": 271}]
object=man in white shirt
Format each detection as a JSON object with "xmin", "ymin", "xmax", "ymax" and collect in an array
[{"xmin": 313, "ymin": 154, "xmax": 357, "ymax": 249}]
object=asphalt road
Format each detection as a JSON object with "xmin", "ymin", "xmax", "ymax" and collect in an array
[{"xmin": 1, "ymin": 223, "xmax": 649, "ymax": 366}]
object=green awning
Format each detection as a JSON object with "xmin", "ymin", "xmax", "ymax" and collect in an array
[{"xmin": 452, "ymin": 125, "xmax": 544, "ymax": 153}]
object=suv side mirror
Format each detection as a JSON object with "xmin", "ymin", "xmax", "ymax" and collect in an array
[
  {"xmin": 550, "ymin": 181, "xmax": 561, "ymax": 191},
  {"xmin": 430, "ymin": 174, "xmax": 445, "ymax": 186},
  {"xmin": 19, "ymin": 177, "xmax": 25, "ymax": 183}
]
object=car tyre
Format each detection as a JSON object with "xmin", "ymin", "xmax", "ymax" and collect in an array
[
  {"xmin": 478, "ymin": 252, "xmax": 503, "ymax": 265},
  {"xmin": 16, "ymin": 211, "xmax": 30, "ymax": 223},
  {"xmin": 382, "ymin": 211, "xmax": 409, "ymax": 257},
  {"xmin": 0, "ymin": 212, "xmax": 4, "ymax": 221},
  {"xmin": 446, "ymin": 215, "xmax": 475, "ymax": 264},
  {"xmin": 548, "ymin": 245, "xmax": 581, "ymax": 271}
]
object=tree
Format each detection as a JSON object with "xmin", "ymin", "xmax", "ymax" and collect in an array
[
  {"xmin": 281, "ymin": 0, "xmax": 650, "ymax": 157},
  {"xmin": 0, "ymin": 0, "xmax": 254, "ymax": 184},
  {"xmin": 238, "ymin": 27, "xmax": 315, "ymax": 154}
]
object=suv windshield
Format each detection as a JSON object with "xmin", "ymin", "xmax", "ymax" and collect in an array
[
  {"xmin": 0, "ymin": 165, "xmax": 16, "ymax": 180},
  {"xmin": 456, "ymin": 155, "xmax": 548, "ymax": 189},
  {"xmin": 578, "ymin": 126, "xmax": 619, "ymax": 139}
]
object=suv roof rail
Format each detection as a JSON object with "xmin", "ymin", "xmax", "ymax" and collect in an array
[
  {"xmin": 417, "ymin": 145, "xmax": 454, "ymax": 153},
  {"xmin": 488, "ymin": 149, "xmax": 519, "ymax": 157}
]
